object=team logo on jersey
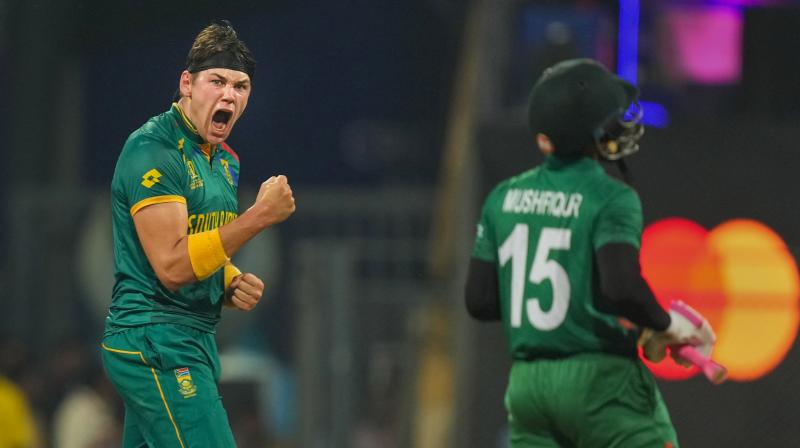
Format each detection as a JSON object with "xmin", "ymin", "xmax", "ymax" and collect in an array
[
  {"xmin": 141, "ymin": 168, "xmax": 162, "ymax": 188},
  {"xmin": 175, "ymin": 367, "xmax": 197, "ymax": 398},
  {"xmin": 219, "ymin": 159, "xmax": 236, "ymax": 186}
]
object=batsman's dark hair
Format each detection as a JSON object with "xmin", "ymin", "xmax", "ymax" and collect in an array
[
  {"xmin": 174, "ymin": 20, "xmax": 256, "ymax": 101},
  {"xmin": 186, "ymin": 20, "xmax": 256, "ymax": 77}
]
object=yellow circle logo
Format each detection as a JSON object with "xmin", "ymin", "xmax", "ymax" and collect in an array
[{"xmin": 640, "ymin": 218, "xmax": 799, "ymax": 381}]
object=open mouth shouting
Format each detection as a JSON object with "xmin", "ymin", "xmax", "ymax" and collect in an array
[{"xmin": 211, "ymin": 109, "xmax": 233, "ymax": 135}]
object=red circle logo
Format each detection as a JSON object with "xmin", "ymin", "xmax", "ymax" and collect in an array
[{"xmin": 639, "ymin": 218, "xmax": 799, "ymax": 381}]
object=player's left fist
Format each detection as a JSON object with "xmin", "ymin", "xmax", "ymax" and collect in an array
[{"xmin": 227, "ymin": 273, "xmax": 264, "ymax": 312}]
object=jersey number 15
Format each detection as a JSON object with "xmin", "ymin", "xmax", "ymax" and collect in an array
[{"xmin": 499, "ymin": 224, "xmax": 572, "ymax": 330}]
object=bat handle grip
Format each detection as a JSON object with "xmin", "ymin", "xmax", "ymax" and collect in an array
[
  {"xmin": 676, "ymin": 345, "xmax": 728, "ymax": 385},
  {"xmin": 670, "ymin": 300, "xmax": 704, "ymax": 328}
]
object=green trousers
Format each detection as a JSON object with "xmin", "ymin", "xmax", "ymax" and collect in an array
[
  {"xmin": 505, "ymin": 353, "xmax": 678, "ymax": 448},
  {"xmin": 101, "ymin": 324, "xmax": 236, "ymax": 448}
]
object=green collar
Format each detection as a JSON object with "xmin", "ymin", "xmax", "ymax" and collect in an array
[
  {"xmin": 170, "ymin": 103, "xmax": 217, "ymax": 157},
  {"xmin": 171, "ymin": 103, "xmax": 205, "ymax": 146}
]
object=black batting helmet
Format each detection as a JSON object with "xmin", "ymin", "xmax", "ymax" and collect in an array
[{"xmin": 527, "ymin": 58, "xmax": 644, "ymax": 160}]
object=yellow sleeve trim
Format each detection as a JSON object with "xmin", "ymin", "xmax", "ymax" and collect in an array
[
  {"xmin": 130, "ymin": 195, "xmax": 187, "ymax": 216},
  {"xmin": 224, "ymin": 263, "xmax": 242, "ymax": 290},
  {"xmin": 187, "ymin": 228, "xmax": 229, "ymax": 281}
]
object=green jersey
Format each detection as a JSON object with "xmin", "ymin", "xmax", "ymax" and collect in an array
[
  {"xmin": 472, "ymin": 156, "xmax": 643, "ymax": 360},
  {"xmin": 106, "ymin": 104, "xmax": 241, "ymax": 335}
]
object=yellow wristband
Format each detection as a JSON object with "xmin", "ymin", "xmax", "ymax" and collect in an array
[
  {"xmin": 224, "ymin": 263, "xmax": 242, "ymax": 290},
  {"xmin": 187, "ymin": 228, "xmax": 229, "ymax": 280}
]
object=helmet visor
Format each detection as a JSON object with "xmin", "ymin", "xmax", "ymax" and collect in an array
[{"xmin": 595, "ymin": 101, "xmax": 645, "ymax": 160}]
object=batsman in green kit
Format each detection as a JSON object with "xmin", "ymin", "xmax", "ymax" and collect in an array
[
  {"xmin": 102, "ymin": 22, "xmax": 296, "ymax": 447},
  {"xmin": 465, "ymin": 60, "xmax": 715, "ymax": 447}
]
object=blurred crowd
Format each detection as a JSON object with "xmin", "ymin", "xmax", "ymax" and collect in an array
[
  {"xmin": 0, "ymin": 335, "xmax": 301, "ymax": 448},
  {"xmin": 0, "ymin": 336, "xmax": 120, "ymax": 448}
]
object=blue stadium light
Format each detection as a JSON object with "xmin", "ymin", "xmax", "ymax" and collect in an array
[
  {"xmin": 617, "ymin": 0, "xmax": 640, "ymax": 84},
  {"xmin": 618, "ymin": 0, "xmax": 669, "ymax": 128},
  {"xmin": 640, "ymin": 101, "xmax": 669, "ymax": 128}
]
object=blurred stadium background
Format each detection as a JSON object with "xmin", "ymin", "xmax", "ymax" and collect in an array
[{"xmin": 2, "ymin": 0, "xmax": 800, "ymax": 446}]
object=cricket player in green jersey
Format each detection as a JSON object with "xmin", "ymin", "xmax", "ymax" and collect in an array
[
  {"xmin": 465, "ymin": 59, "xmax": 716, "ymax": 447},
  {"xmin": 101, "ymin": 22, "xmax": 296, "ymax": 447}
]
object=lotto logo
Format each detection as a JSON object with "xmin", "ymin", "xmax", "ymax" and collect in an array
[
  {"xmin": 639, "ymin": 218, "xmax": 798, "ymax": 382},
  {"xmin": 141, "ymin": 168, "xmax": 162, "ymax": 188}
]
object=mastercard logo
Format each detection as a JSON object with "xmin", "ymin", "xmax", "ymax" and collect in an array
[{"xmin": 638, "ymin": 218, "xmax": 799, "ymax": 381}]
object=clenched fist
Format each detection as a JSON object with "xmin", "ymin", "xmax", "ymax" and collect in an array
[
  {"xmin": 251, "ymin": 175, "xmax": 296, "ymax": 227},
  {"xmin": 225, "ymin": 272, "xmax": 265, "ymax": 312}
]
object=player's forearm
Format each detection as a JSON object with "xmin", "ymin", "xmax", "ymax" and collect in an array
[
  {"xmin": 612, "ymin": 278, "xmax": 671, "ymax": 331},
  {"xmin": 217, "ymin": 205, "xmax": 276, "ymax": 258},
  {"xmin": 157, "ymin": 195, "xmax": 290, "ymax": 291},
  {"xmin": 158, "ymin": 204, "xmax": 284, "ymax": 291},
  {"xmin": 218, "ymin": 175, "xmax": 296, "ymax": 257},
  {"xmin": 148, "ymin": 226, "xmax": 247, "ymax": 292},
  {"xmin": 596, "ymin": 243, "xmax": 671, "ymax": 331}
]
